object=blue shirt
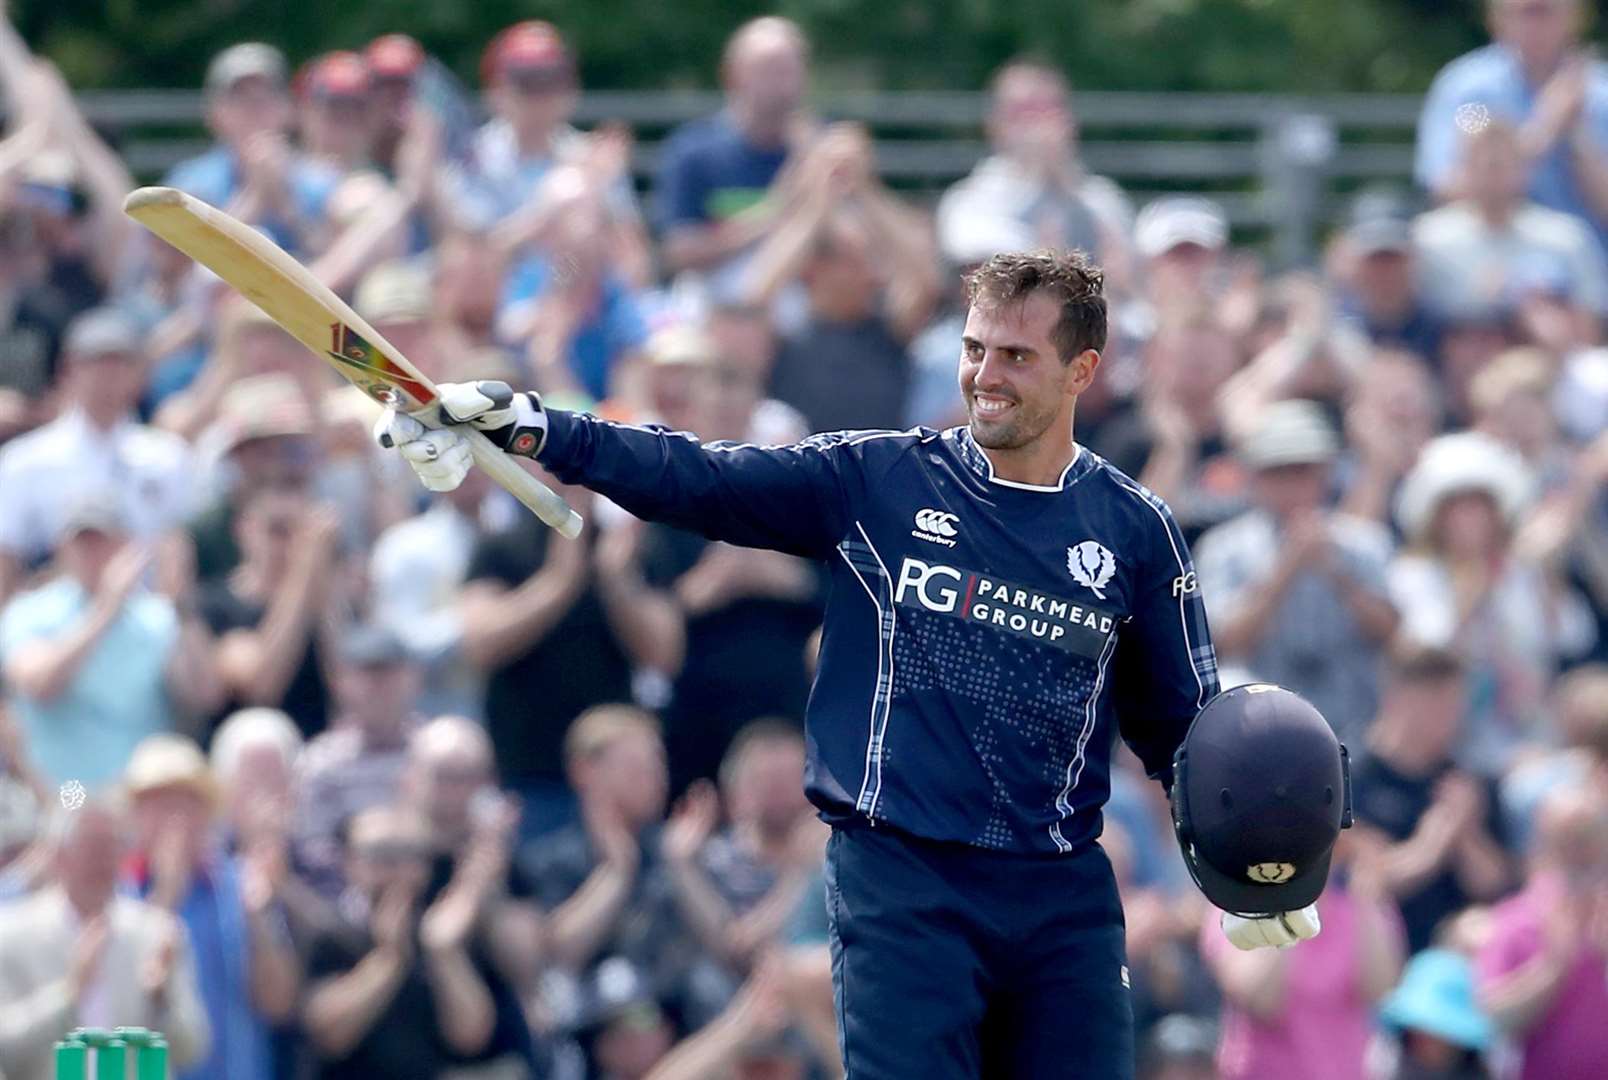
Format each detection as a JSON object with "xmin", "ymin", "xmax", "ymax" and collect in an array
[
  {"xmin": 1416, "ymin": 44, "xmax": 1608, "ymax": 238},
  {"xmin": 163, "ymin": 146, "xmax": 340, "ymax": 256},
  {"xmin": 499, "ymin": 257, "xmax": 648, "ymax": 401},
  {"xmin": 537, "ymin": 414, "xmax": 1221, "ymax": 855},
  {"xmin": 653, "ymin": 112, "xmax": 788, "ymax": 232},
  {"xmin": 0, "ymin": 580, "xmax": 177, "ymax": 791}
]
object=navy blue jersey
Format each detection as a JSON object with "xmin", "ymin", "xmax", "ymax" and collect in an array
[{"xmin": 537, "ymin": 411, "xmax": 1220, "ymax": 855}]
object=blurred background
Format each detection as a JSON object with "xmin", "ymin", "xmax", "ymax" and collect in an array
[{"xmin": 0, "ymin": 2, "xmax": 1605, "ymax": 1079}]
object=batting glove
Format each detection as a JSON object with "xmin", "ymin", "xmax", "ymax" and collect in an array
[
  {"xmin": 1220, "ymin": 904, "xmax": 1321, "ymax": 950},
  {"xmin": 434, "ymin": 381, "xmax": 548, "ymax": 458},
  {"xmin": 375, "ymin": 411, "xmax": 474, "ymax": 492}
]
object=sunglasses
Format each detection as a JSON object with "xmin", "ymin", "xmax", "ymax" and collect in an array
[{"xmin": 506, "ymin": 68, "xmax": 572, "ymax": 95}]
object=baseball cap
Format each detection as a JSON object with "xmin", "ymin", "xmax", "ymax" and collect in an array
[
  {"xmin": 365, "ymin": 34, "xmax": 425, "ymax": 81},
  {"xmin": 216, "ymin": 373, "xmax": 315, "ymax": 453},
  {"xmin": 1134, "ymin": 196, "xmax": 1228, "ymax": 259},
  {"xmin": 60, "ymin": 493, "xmax": 127, "ymax": 538},
  {"xmin": 645, "ymin": 325, "xmax": 717, "ymax": 368},
  {"xmin": 354, "ymin": 260, "xmax": 432, "ymax": 324},
  {"xmin": 298, "ymin": 51, "xmax": 371, "ymax": 103},
  {"xmin": 205, "ymin": 42, "xmax": 288, "ymax": 96},
  {"xmin": 124, "ymin": 734, "xmax": 218, "ymax": 806},
  {"xmin": 481, "ymin": 21, "xmax": 574, "ymax": 87},
  {"xmin": 573, "ymin": 957, "xmax": 665, "ymax": 1037},
  {"xmin": 65, "ymin": 308, "xmax": 142, "ymax": 359},
  {"xmin": 1344, "ymin": 189, "xmax": 1414, "ymax": 257},
  {"xmin": 1172, "ymin": 684, "xmax": 1351, "ymax": 915},
  {"xmin": 1237, "ymin": 399, "xmax": 1338, "ymax": 470},
  {"xmin": 938, "ymin": 212, "xmax": 1035, "ymax": 269},
  {"xmin": 1380, "ymin": 949, "xmax": 1494, "ymax": 1052},
  {"xmin": 338, "ymin": 624, "xmax": 415, "ymax": 668}
]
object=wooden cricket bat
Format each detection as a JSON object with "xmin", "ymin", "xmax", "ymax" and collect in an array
[{"xmin": 122, "ymin": 186, "xmax": 584, "ymax": 538}]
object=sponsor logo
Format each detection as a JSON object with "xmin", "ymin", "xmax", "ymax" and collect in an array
[
  {"xmin": 1246, "ymin": 862, "xmax": 1297, "ymax": 884},
  {"xmin": 911, "ymin": 508, "xmax": 959, "ymax": 547},
  {"xmin": 1172, "ymin": 571, "xmax": 1198, "ymax": 597},
  {"xmin": 892, "ymin": 557, "xmax": 1116, "ymax": 658},
  {"xmin": 1067, "ymin": 540, "xmax": 1117, "ymax": 599}
]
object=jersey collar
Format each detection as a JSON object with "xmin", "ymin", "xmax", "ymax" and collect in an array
[{"xmin": 948, "ymin": 426, "xmax": 1094, "ymax": 492}]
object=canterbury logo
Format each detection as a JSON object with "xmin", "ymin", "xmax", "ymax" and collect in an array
[{"xmin": 914, "ymin": 509, "xmax": 958, "ymax": 536}]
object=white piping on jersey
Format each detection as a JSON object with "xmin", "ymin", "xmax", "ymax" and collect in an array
[
  {"xmin": 1110, "ymin": 473, "xmax": 1212, "ymax": 711},
  {"xmin": 835, "ymin": 525, "xmax": 897, "ymax": 821},
  {"xmin": 1048, "ymin": 630, "xmax": 1120, "ymax": 853},
  {"xmin": 950, "ymin": 426, "xmax": 1084, "ymax": 491},
  {"xmin": 604, "ymin": 420, "xmax": 933, "ymax": 455}
]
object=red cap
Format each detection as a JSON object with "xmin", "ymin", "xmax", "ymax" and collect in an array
[
  {"xmin": 480, "ymin": 20, "xmax": 573, "ymax": 86},
  {"xmin": 365, "ymin": 34, "xmax": 425, "ymax": 80},
  {"xmin": 297, "ymin": 51, "xmax": 371, "ymax": 102}
]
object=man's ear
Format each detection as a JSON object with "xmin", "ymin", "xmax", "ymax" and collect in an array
[{"xmin": 1067, "ymin": 349, "xmax": 1101, "ymax": 396}]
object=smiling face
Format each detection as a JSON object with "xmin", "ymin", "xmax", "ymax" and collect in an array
[{"xmin": 959, "ymin": 291, "xmax": 1097, "ymax": 452}]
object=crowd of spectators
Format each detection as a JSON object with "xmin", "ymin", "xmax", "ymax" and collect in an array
[{"xmin": 0, "ymin": 1, "xmax": 1605, "ymax": 1078}]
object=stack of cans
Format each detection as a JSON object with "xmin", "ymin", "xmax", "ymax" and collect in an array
[{"xmin": 54, "ymin": 1027, "xmax": 168, "ymax": 1080}]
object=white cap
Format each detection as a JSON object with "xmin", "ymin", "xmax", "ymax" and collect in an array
[
  {"xmin": 1134, "ymin": 196, "xmax": 1228, "ymax": 259},
  {"xmin": 1238, "ymin": 399, "xmax": 1338, "ymax": 470},
  {"xmin": 1395, "ymin": 432, "xmax": 1534, "ymax": 542}
]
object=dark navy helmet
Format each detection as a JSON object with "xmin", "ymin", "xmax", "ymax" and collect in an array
[{"xmin": 1170, "ymin": 683, "xmax": 1352, "ymax": 915}]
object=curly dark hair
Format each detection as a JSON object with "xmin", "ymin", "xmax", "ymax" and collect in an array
[{"xmin": 962, "ymin": 249, "xmax": 1108, "ymax": 363}]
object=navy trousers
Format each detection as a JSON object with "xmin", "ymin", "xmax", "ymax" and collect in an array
[{"xmin": 825, "ymin": 824, "xmax": 1134, "ymax": 1079}]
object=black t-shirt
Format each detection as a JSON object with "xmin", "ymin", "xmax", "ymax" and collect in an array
[
  {"xmin": 466, "ymin": 514, "xmax": 634, "ymax": 784},
  {"xmin": 0, "ymin": 285, "xmax": 70, "ymax": 402},
  {"xmin": 199, "ymin": 580, "xmax": 330, "ymax": 741},
  {"xmin": 770, "ymin": 314, "xmax": 912, "ymax": 434},
  {"xmin": 304, "ymin": 924, "xmax": 469, "ymax": 1080},
  {"xmin": 1350, "ymin": 751, "xmax": 1509, "ymax": 954},
  {"xmin": 641, "ymin": 524, "xmax": 821, "ymax": 793}
]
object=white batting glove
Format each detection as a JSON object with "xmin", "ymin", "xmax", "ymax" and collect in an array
[
  {"xmin": 1220, "ymin": 904, "xmax": 1321, "ymax": 950},
  {"xmin": 435, "ymin": 381, "xmax": 548, "ymax": 457},
  {"xmin": 374, "ymin": 410, "xmax": 474, "ymax": 492}
]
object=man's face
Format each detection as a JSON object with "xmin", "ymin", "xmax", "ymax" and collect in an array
[
  {"xmin": 346, "ymin": 810, "xmax": 434, "ymax": 898},
  {"xmin": 1354, "ymin": 250, "xmax": 1414, "ymax": 308},
  {"xmin": 132, "ymin": 785, "xmax": 213, "ymax": 869},
  {"xmin": 237, "ymin": 488, "xmax": 303, "ymax": 572},
  {"xmin": 334, "ymin": 660, "xmax": 421, "ymax": 737},
  {"xmin": 960, "ymin": 292, "xmax": 1092, "ymax": 452},
  {"xmin": 1252, "ymin": 462, "xmax": 1330, "ymax": 518},
  {"xmin": 1493, "ymin": 0, "xmax": 1578, "ymax": 69},
  {"xmin": 304, "ymin": 93, "xmax": 375, "ymax": 160},
  {"xmin": 491, "ymin": 69, "xmax": 576, "ymax": 137},
  {"xmin": 59, "ymin": 527, "xmax": 124, "ymax": 589},
  {"xmin": 69, "ymin": 348, "xmax": 145, "ymax": 417},
  {"xmin": 988, "ymin": 68, "xmax": 1072, "ymax": 158},
  {"xmin": 592, "ymin": 732, "xmax": 669, "ymax": 828},
  {"xmin": 57, "ymin": 809, "xmax": 126, "ymax": 915},
  {"xmin": 730, "ymin": 740, "xmax": 808, "ymax": 834},
  {"xmin": 413, "ymin": 742, "xmax": 491, "ymax": 835},
  {"xmin": 1394, "ymin": 676, "xmax": 1467, "ymax": 760},
  {"xmin": 1465, "ymin": 132, "xmax": 1527, "ymax": 206},
  {"xmin": 728, "ymin": 33, "xmax": 807, "ymax": 120},
  {"xmin": 209, "ymin": 76, "xmax": 290, "ymax": 145}
]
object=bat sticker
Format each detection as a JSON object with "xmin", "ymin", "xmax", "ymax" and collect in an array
[{"xmin": 326, "ymin": 322, "xmax": 436, "ymax": 406}]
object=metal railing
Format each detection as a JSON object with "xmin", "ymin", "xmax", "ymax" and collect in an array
[{"xmin": 75, "ymin": 88, "xmax": 1427, "ymax": 264}]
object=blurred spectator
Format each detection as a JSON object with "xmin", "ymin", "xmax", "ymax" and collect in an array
[
  {"xmin": 0, "ymin": 502, "xmax": 219, "ymax": 790},
  {"xmin": 1350, "ymin": 646, "xmax": 1513, "ymax": 954},
  {"xmin": 369, "ymin": 465, "xmax": 500, "ymax": 720},
  {"xmin": 1416, "ymin": 0, "xmax": 1608, "ymax": 239},
  {"xmin": 1500, "ymin": 664, "xmax": 1608, "ymax": 850},
  {"xmin": 362, "ymin": 34, "xmax": 426, "ymax": 177},
  {"xmin": 1475, "ymin": 783, "xmax": 1608, "ymax": 1080},
  {"xmin": 164, "ymin": 43, "xmax": 340, "ymax": 255},
  {"xmin": 661, "ymin": 723, "xmax": 823, "ymax": 971},
  {"xmin": 1469, "ymin": 348, "xmax": 1573, "ymax": 487},
  {"xmin": 295, "ymin": 52, "xmax": 378, "ymax": 178},
  {"xmin": 291, "ymin": 625, "xmax": 423, "ymax": 899},
  {"xmin": 568, "ymin": 956, "xmax": 677, "ymax": 1079},
  {"xmin": 752, "ymin": 132, "xmax": 940, "ymax": 430},
  {"xmin": 1137, "ymin": 1014, "xmax": 1218, "ymax": 1080},
  {"xmin": 1331, "ymin": 192, "xmax": 1445, "ymax": 363},
  {"xmin": 461, "ymin": 491, "xmax": 676, "ymax": 840},
  {"xmin": 1193, "ymin": 400, "xmax": 1399, "ymax": 745},
  {"xmin": 1376, "ymin": 948, "xmax": 1497, "ymax": 1080},
  {"xmin": 0, "ymin": 307, "xmax": 196, "ymax": 597},
  {"xmin": 0, "ymin": 703, "xmax": 46, "ymax": 901},
  {"xmin": 121, "ymin": 733, "xmax": 300, "ymax": 1080},
  {"xmin": 1121, "ymin": 196, "xmax": 1229, "ymax": 345},
  {"xmin": 202, "ymin": 487, "xmax": 345, "ymax": 738},
  {"xmin": 1199, "ymin": 828, "xmax": 1404, "ymax": 1080},
  {"xmin": 642, "ymin": 955, "xmax": 813, "ymax": 1080},
  {"xmin": 1414, "ymin": 120, "xmax": 1608, "ymax": 322},
  {"xmin": 937, "ymin": 58, "xmax": 1132, "ymax": 275},
  {"xmin": 703, "ymin": 303, "xmax": 807, "ymax": 445},
  {"xmin": 301, "ymin": 802, "xmax": 505, "ymax": 1077},
  {"xmin": 0, "ymin": 203, "xmax": 71, "ymax": 440},
  {"xmin": 402, "ymin": 716, "xmax": 545, "ymax": 1075},
  {"xmin": 525, "ymin": 707, "xmax": 715, "ymax": 1033},
  {"xmin": 1339, "ymin": 349, "xmax": 1443, "ymax": 530},
  {"xmin": 655, "ymin": 17, "xmax": 811, "ymax": 286},
  {"xmin": 1391, "ymin": 431, "xmax": 1593, "ymax": 769},
  {"xmin": 0, "ymin": 798, "xmax": 210, "ymax": 1080}
]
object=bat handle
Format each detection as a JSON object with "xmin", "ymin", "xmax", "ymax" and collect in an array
[{"xmin": 460, "ymin": 427, "xmax": 584, "ymax": 538}]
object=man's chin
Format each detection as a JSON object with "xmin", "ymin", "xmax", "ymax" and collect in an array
[{"xmin": 968, "ymin": 417, "xmax": 1022, "ymax": 450}]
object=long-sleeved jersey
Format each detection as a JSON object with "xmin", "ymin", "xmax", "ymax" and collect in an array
[{"xmin": 537, "ymin": 410, "xmax": 1220, "ymax": 855}]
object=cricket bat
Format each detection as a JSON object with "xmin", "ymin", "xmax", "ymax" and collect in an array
[{"xmin": 122, "ymin": 186, "xmax": 584, "ymax": 538}]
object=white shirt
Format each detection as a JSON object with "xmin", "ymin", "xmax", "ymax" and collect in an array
[
  {"xmin": 1413, "ymin": 200, "xmax": 1608, "ymax": 318},
  {"xmin": 0, "ymin": 410, "xmax": 194, "ymax": 564}
]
